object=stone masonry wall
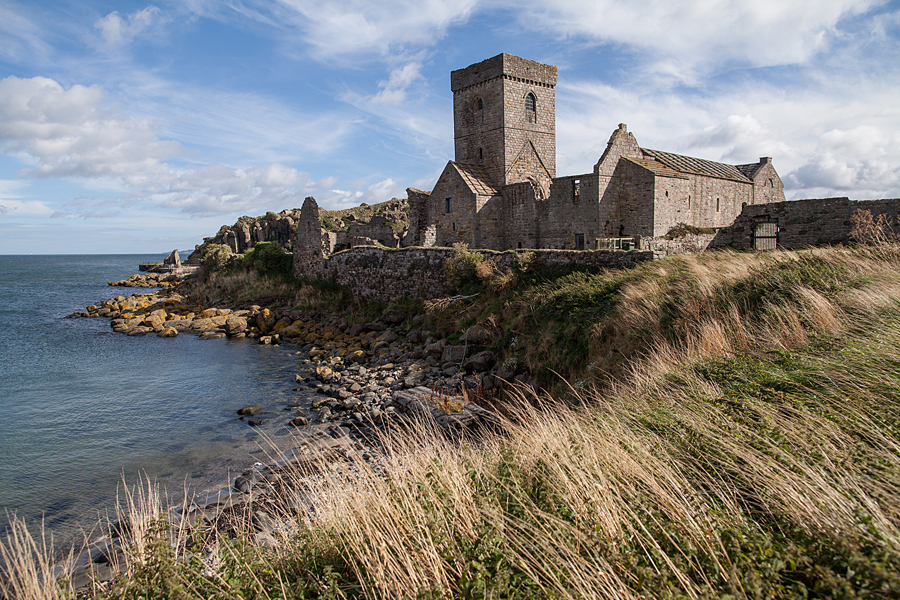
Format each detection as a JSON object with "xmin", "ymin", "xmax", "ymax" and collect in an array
[
  {"xmin": 309, "ymin": 246, "xmax": 654, "ymax": 303},
  {"xmin": 451, "ymin": 54, "xmax": 556, "ymax": 187},
  {"xmin": 712, "ymin": 197, "xmax": 900, "ymax": 249}
]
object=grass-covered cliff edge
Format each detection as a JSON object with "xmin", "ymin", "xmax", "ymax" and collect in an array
[{"xmin": 6, "ymin": 244, "xmax": 900, "ymax": 599}]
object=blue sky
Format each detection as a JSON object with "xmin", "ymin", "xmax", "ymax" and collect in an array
[{"xmin": 1, "ymin": 0, "xmax": 899, "ymax": 254}]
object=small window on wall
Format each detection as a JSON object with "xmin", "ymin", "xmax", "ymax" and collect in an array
[
  {"xmin": 445, "ymin": 198, "xmax": 453, "ymax": 213},
  {"xmin": 477, "ymin": 147, "xmax": 483, "ymax": 160},
  {"xmin": 452, "ymin": 222, "xmax": 456, "ymax": 231},
  {"xmin": 575, "ymin": 234, "xmax": 585, "ymax": 251},
  {"xmin": 525, "ymin": 92, "xmax": 536, "ymax": 123},
  {"xmin": 716, "ymin": 198, "xmax": 720, "ymax": 212},
  {"xmin": 517, "ymin": 242, "xmax": 522, "ymax": 249},
  {"xmin": 573, "ymin": 179, "xmax": 581, "ymax": 202}
]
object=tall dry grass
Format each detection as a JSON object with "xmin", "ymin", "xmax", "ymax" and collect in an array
[
  {"xmin": 5, "ymin": 245, "xmax": 900, "ymax": 598},
  {"xmin": 0, "ymin": 516, "xmax": 71, "ymax": 600}
]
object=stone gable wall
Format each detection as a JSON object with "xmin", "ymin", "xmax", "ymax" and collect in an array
[
  {"xmin": 429, "ymin": 167, "xmax": 479, "ymax": 247},
  {"xmin": 750, "ymin": 159, "xmax": 784, "ymax": 205}
]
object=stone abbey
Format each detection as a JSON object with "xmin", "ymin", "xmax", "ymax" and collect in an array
[{"xmin": 402, "ymin": 53, "xmax": 785, "ymax": 251}]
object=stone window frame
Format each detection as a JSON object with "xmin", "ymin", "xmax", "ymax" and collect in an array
[
  {"xmin": 573, "ymin": 178, "xmax": 581, "ymax": 202},
  {"xmin": 575, "ymin": 233, "xmax": 585, "ymax": 250},
  {"xmin": 525, "ymin": 92, "xmax": 537, "ymax": 123}
]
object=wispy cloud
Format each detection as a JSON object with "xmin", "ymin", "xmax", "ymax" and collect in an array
[
  {"xmin": 0, "ymin": 3, "xmax": 54, "ymax": 64},
  {"xmin": 507, "ymin": 0, "xmax": 885, "ymax": 82},
  {"xmin": 370, "ymin": 63, "xmax": 424, "ymax": 106}
]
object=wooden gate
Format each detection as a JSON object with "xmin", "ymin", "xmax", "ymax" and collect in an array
[{"xmin": 754, "ymin": 222, "xmax": 778, "ymax": 250}]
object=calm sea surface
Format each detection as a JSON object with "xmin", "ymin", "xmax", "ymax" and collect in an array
[{"xmin": 0, "ymin": 255, "xmax": 312, "ymax": 548}]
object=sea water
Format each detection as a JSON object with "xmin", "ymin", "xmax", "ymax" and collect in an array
[{"xmin": 0, "ymin": 255, "xmax": 312, "ymax": 548}]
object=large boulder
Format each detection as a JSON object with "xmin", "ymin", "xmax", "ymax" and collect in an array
[
  {"xmin": 163, "ymin": 249, "xmax": 181, "ymax": 268},
  {"xmin": 463, "ymin": 351, "xmax": 495, "ymax": 372},
  {"xmin": 441, "ymin": 345, "xmax": 467, "ymax": 364},
  {"xmin": 225, "ymin": 316, "xmax": 248, "ymax": 334}
]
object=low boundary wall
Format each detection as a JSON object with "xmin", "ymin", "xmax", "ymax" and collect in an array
[
  {"xmin": 296, "ymin": 246, "xmax": 654, "ymax": 303},
  {"xmin": 712, "ymin": 197, "xmax": 900, "ymax": 249}
]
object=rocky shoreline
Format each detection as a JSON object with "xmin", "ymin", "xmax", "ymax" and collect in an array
[{"xmin": 60, "ymin": 273, "xmax": 532, "ymax": 592}]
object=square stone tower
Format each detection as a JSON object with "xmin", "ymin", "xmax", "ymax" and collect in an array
[{"xmin": 451, "ymin": 54, "xmax": 557, "ymax": 188}]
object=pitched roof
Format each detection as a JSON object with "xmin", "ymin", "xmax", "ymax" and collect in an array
[
  {"xmin": 735, "ymin": 162, "xmax": 764, "ymax": 180},
  {"xmin": 641, "ymin": 148, "xmax": 752, "ymax": 183},
  {"xmin": 451, "ymin": 162, "xmax": 500, "ymax": 196},
  {"xmin": 622, "ymin": 157, "xmax": 690, "ymax": 179}
]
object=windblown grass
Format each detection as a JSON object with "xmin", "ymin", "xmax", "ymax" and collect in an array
[{"xmin": 5, "ymin": 245, "xmax": 900, "ymax": 598}]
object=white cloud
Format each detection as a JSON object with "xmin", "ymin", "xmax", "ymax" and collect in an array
[
  {"xmin": 509, "ymin": 0, "xmax": 883, "ymax": 81},
  {"xmin": 94, "ymin": 6, "xmax": 164, "ymax": 49},
  {"xmin": 0, "ymin": 76, "xmax": 321, "ymax": 216},
  {"xmin": 787, "ymin": 126, "xmax": 900, "ymax": 195},
  {"xmin": 0, "ymin": 180, "xmax": 54, "ymax": 217},
  {"xmin": 0, "ymin": 76, "xmax": 179, "ymax": 183},
  {"xmin": 243, "ymin": 0, "xmax": 478, "ymax": 62},
  {"xmin": 672, "ymin": 114, "xmax": 794, "ymax": 165},
  {"xmin": 370, "ymin": 63, "xmax": 424, "ymax": 105},
  {"xmin": 318, "ymin": 178, "xmax": 404, "ymax": 210}
]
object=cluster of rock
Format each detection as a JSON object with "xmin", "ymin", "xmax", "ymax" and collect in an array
[
  {"xmin": 107, "ymin": 272, "xmax": 185, "ymax": 288},
  {"xmin": 189, "ymin": 209, "xmax": 302, "ymax": 261}
]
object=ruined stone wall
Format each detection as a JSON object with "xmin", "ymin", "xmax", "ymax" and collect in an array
[
  {"xmin": 317, "ymin": 246, "xmax": 654, "ymax": 303},
  {"xmin": 639, "ymin": 233, "xmax": 718, "ymax": 257},
  {"xmin": 293, "ymin": 197, "xmax": 327, "ymax": 280},
  {"xmin": 712, "ymin": 197, "xmax": 900, "ymax": 249},
  {"xmin": 402, "ymin": 188, "xmax": 431, "ymax": 247}
]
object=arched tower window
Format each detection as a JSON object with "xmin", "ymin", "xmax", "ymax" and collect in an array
[{"xmin": 525, "ymin": 92, "xmax": 536, "ymax": 123}]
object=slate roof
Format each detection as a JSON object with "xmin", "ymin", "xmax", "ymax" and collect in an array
[
  {"xmin": 451, "ymin": 162, "xmax": 500, "ymax": 196},
  {"xmin": 623, "ymin": 157, "xmax": 690, "ymax": 179},
  {"xmin": 735, "ymin": 162, "xmax": 764, "ymax": 180},
  {"xmin": 641, "ymin": 148, "xmax": 753, "ymax": 183}
]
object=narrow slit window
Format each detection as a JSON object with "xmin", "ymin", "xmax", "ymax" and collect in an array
[
  {"xmin": 525, "ymin": 92, "xmax": 536, "ymax": 123},
  {"xmin": 573, "ymin": 179, "xmax": 581, "ymax": 201},
  {"xmin": 445, "ymin": 198, "xmax": 453, "ymax": 213},
  {"xmin": 716, "ymin": 197, "xmax": 720, "ymax": 212}
]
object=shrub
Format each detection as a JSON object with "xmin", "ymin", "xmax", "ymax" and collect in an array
[
  {"xmin": 444, "ymin": 243, "xmax": 484, "ymax": 288},
  {"xmin": 239, "ymin": 242, "xmax": 293, "ymax": 279},
  {"xmin": 199, "ymin": 243, "xmax": 233, "ymax": 275},
  {"xmin": 849, "ymin": 208, "xmax": 899, "ymax": 244}
]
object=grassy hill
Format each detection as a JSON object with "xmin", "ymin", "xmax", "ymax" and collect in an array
[{"xmin": 5, "ymin": 244, "xmax": 900, "ymax": 599}]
